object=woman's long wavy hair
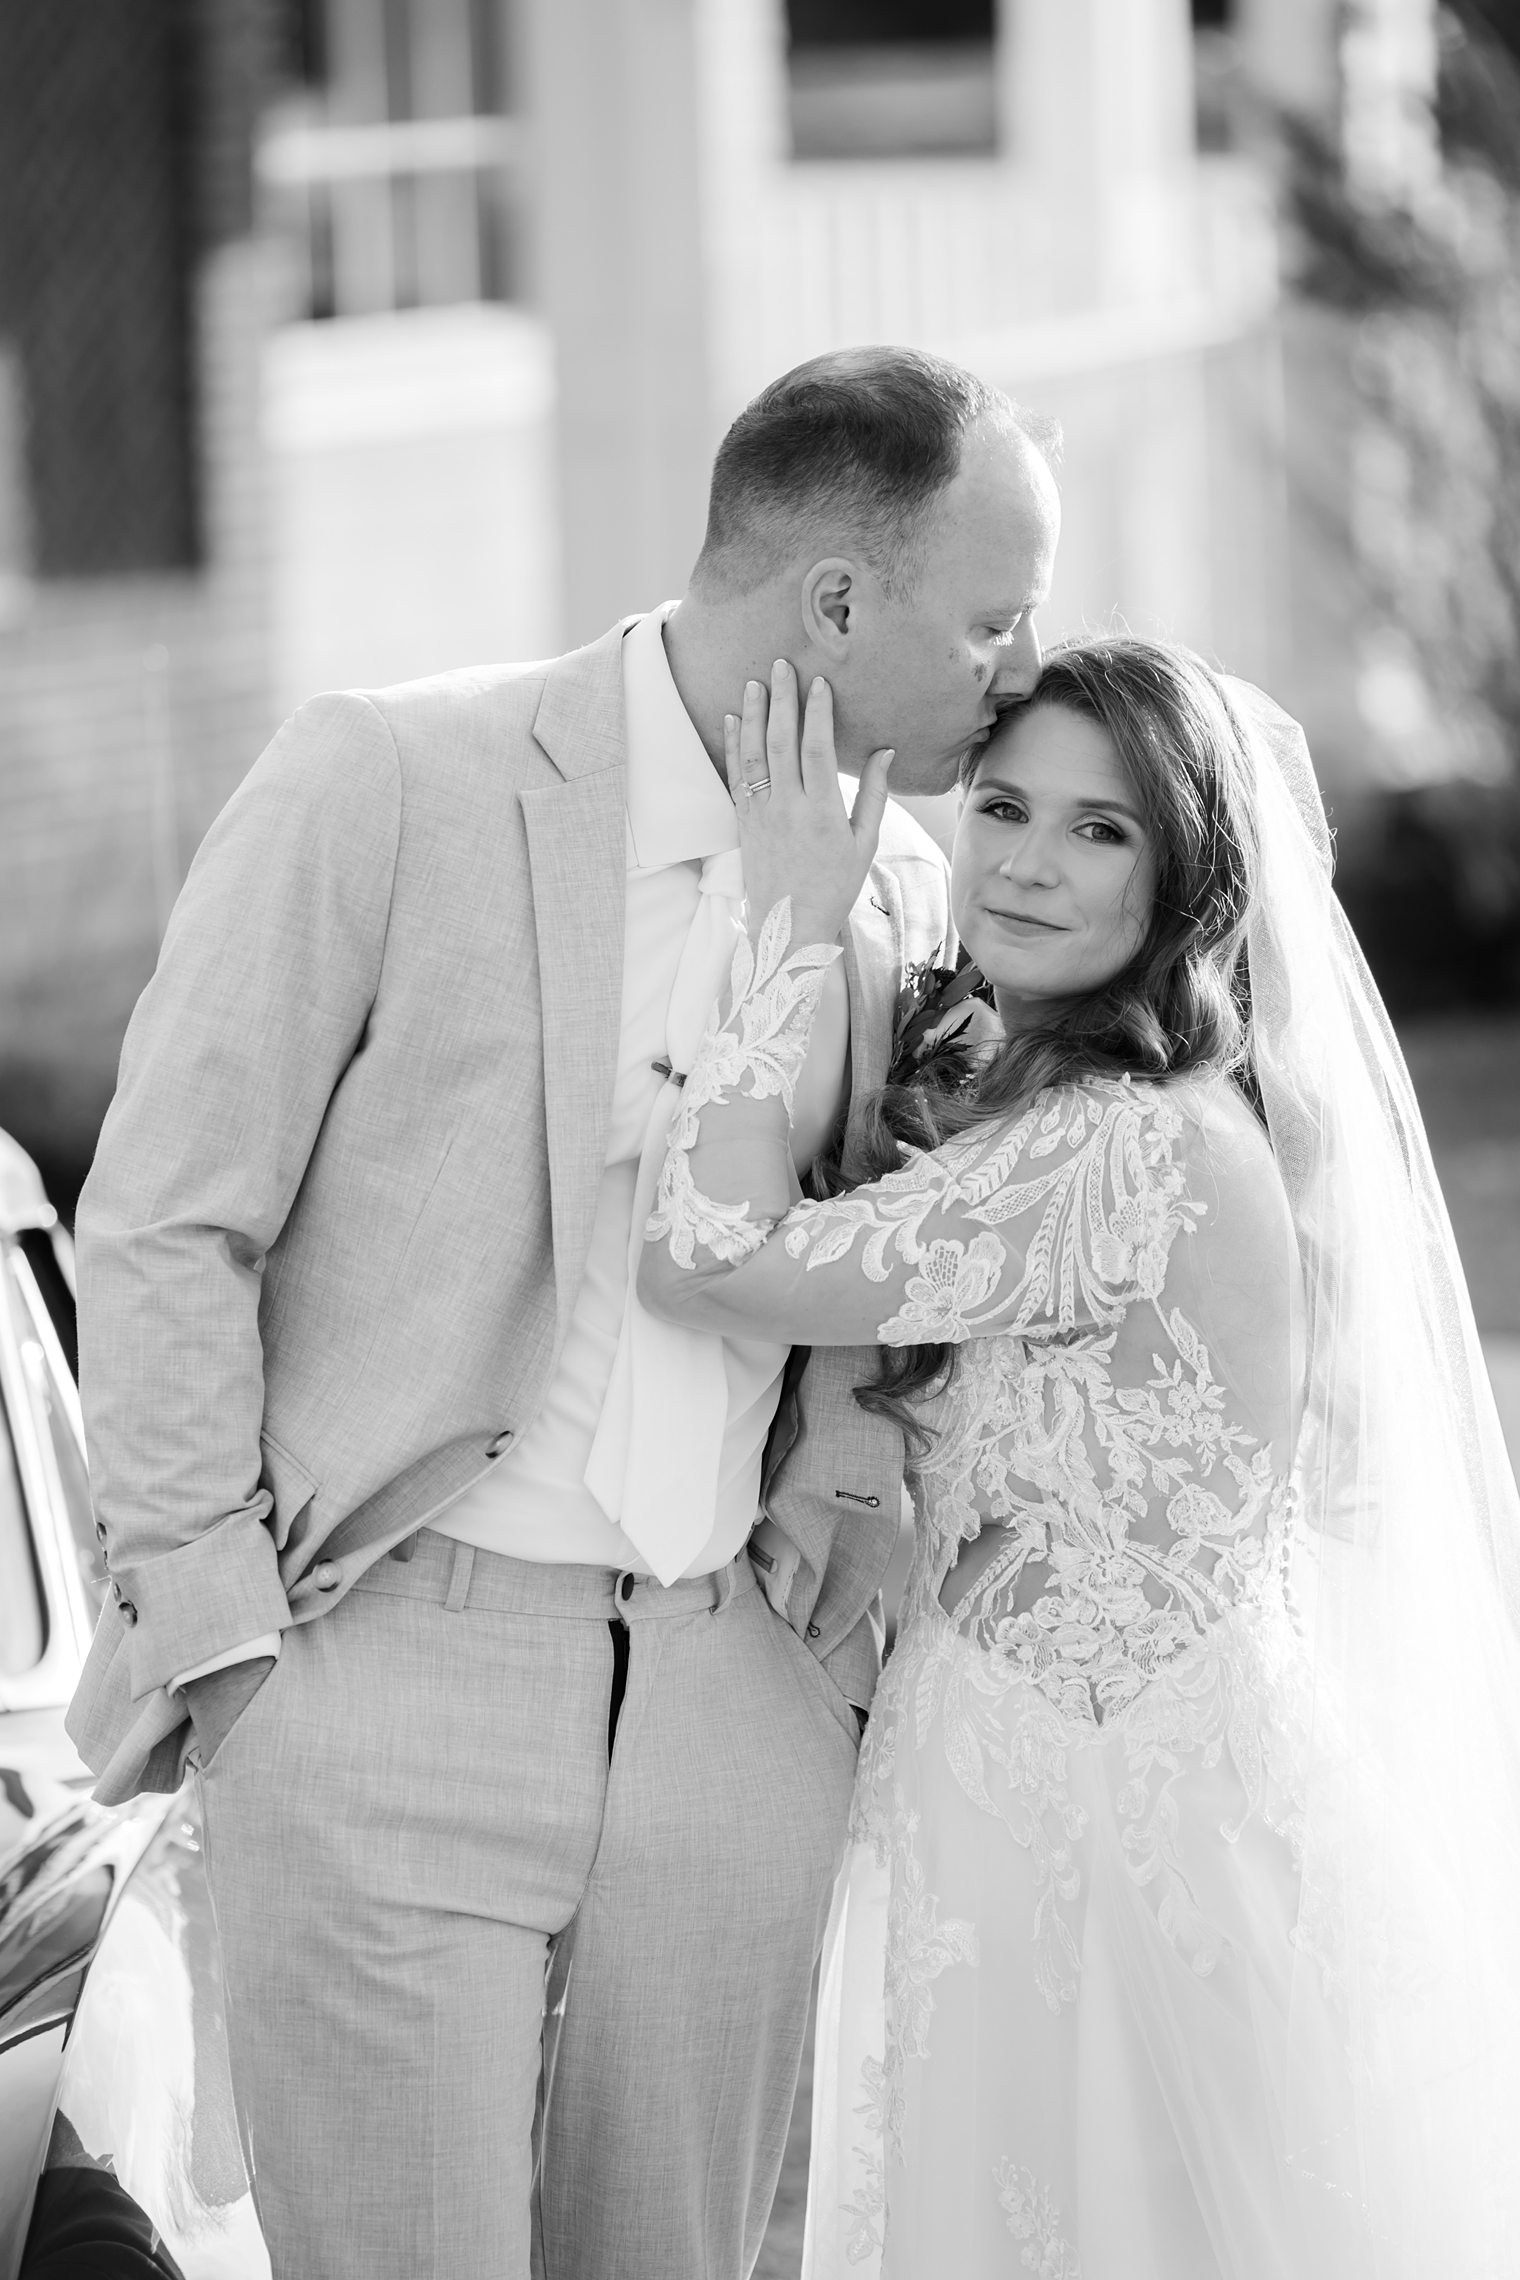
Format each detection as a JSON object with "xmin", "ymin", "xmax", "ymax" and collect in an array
[{"xmin": 837, "ymin": 636, "xmax": 1263, "ymax": 1441}]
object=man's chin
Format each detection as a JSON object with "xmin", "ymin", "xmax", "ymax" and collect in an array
[{"xmin": 884, "ymin": 748, "xmax": 970, "ymax": 799}]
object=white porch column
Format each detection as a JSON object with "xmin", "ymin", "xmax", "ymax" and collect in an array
[
  {"xmin": 998, "ymin": 0, "xmax": 1198, "ymax": 312},
  {"xmin": 517, "ymin": 0, "xmax": 715, "ymax": 644}
]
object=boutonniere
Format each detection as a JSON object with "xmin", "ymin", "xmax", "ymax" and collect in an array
[{"xmin": 889, "ymin": 956, "xmax": 1001, "ymax": 1086}]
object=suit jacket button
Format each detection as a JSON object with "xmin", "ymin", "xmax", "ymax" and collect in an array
[
  {"xmin": 312, "ymin": 1560, "xmax": 342, "ymax": 1591},
  {"xmin": 117, "ymin": 1599, "xmax": 138, "ymax": 1625},
  {"xmin": 486, "ymin": 1429, "xmax": 514, "ymax": 1459}
]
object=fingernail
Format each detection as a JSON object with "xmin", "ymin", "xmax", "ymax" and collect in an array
[
  {"xmin": 883, "ymin": 749, "xmax": 896, "ymax": 766},
  {"xmin": 811, "ymin": 677, "xmax": 825, "ymax": 695},
  {"xmin": 773, "ymin": 657, "xmax": 789, "ymax": 679},
  {"xmin": 724, "ymin": 713, "xmax": 736, "ymax": 732},
  {"xmin": 745, "ymin": 680, "xmax": 761, "ymax": 698}
]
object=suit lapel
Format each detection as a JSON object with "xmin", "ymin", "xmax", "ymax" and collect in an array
[
  {"xmin": 530, "ymin": 616, "xmax": 636, "ymax": 783},
  {"xmin": 520, "ymin": 623, "xmax": 633, "ymax": 1338},
  {"xmin": 840, "ymin": 869, "xmax": 903, "ymax": 1182}
]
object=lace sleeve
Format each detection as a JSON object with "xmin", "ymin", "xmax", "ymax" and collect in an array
[{"xmin": 639, "ymin": 904, "xmax": 1204, "ymax": 1349}]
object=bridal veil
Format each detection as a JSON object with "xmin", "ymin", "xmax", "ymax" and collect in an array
[{"xmin": 1226, "ymin": 678, "xmax": 1520, "ymax": 2273}]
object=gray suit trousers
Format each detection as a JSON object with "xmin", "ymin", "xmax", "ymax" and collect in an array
[{"xmin": 197, "ymin": 1530, "xmax": 860, "ymax": 2280}]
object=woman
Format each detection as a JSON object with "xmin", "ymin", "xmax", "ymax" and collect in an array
[{"xmin": 639, "ymin": 639, "xmax": 1520, "ymax": 2277}]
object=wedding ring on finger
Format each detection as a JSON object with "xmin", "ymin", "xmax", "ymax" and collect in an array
[{"xmin": 740, "ymin": 774, "xmax": 772, "ymax": 804}]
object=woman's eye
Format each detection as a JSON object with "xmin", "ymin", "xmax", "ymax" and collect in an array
[
  {"xmin": 1077, "ymin": 818, "xmax": 1126, "ymax": 845},
  {"xmin": 982, "ymin": 797, "xmax": 1026, "ymax": 823}
]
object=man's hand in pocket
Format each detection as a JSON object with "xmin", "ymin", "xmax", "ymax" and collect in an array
[{"xmin": 183, "ymin": 1656, "xmax": 277, "ymax": 1765}]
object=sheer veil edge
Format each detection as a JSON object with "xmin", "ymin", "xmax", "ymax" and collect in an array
[{"xmin": 1226, "ymin": 677, "xmax": 1520, "ymax": 2274}]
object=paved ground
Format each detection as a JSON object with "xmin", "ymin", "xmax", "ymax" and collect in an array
[
  {"xmin": 1400, "ymin": 1014, "xmax": 1520, "ymax": 1340},
  {"xmin": 1403, "ymin": 1012, "xmax": 1520, "ymax": 1463},
  {"xmin": 754, "ymin": 1011, "xmax": 1520, "ymax": 2278}
]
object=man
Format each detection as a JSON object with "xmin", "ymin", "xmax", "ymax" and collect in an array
[{"xmin": 67, "ymin": 346, "xmax": 1060, "ymax": 2279}]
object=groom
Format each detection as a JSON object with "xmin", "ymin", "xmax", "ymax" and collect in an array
[{"xmin": 67, "ymin": 345, "xmax": 1059, "ymax": 2278}]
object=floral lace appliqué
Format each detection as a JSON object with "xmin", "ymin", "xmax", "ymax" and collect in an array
[
  {"xmin": 993, "ymin": 2157, "xmax": 1083, "ymax": 2278},
  {"xmin": 646, "ymin": 896, "xmax": 841, "ymax": 1268},
  {"xmin": 842, "ymin": 2057, "xmax": 888, "ymax": 2265},
  {"xmin": 856, "ymin": 1077, "xmax": 1310, "ymax": 2028},
  {"xmin": 649, "ymin": 907, "xmax": 1206, "ymax": 1365},
  {"xmin": 882, "ymin": 1805, "xmax": 979, "ymax": 2070},
  {"xmin": 779, "ymin": 1077, "xmax": 1199, "ymax": 1346}
]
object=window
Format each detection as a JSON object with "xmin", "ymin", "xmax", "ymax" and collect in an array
[
  {"xmin": 261, "ymin": 0, "xmax": 519, "ymax": 320},
  {"xmin": 786, "ymin": 0, "xmax": 997, "ymax": 162}
]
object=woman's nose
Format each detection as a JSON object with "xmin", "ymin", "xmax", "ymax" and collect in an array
[{"xmin": 999, "ymin": 835, "xmax": 1060, "ymax": 888}]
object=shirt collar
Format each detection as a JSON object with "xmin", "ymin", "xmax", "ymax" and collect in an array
[{"xmin": 621, "ymin": 602, "xmax": 738, "ymax": 869}]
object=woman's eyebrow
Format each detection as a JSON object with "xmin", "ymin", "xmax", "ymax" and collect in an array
[{"xmin": 1072, "ymin": 793, "xmax": 1145, "ymax": 826}]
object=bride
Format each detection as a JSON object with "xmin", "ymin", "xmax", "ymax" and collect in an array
[{"xmin": 638, "ymin": 638, "xmax": 1520, "ymax": 2277}]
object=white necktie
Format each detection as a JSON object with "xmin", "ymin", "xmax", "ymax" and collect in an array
[{"xmin": 583, "ymin": 847, "xmax": 747, "ymax": 1583}]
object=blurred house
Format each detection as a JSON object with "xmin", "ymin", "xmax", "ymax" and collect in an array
[
  {"xmin": 257, "ymin": 0, "xmax": 560, "ymax": 709},
  {"xmin": 0, "ymin": 0, "xmax": 1454, "ymax": 1186},
  {"xmin": 260, "ymin": 0, "xmax": 1294, "ymax": 710},
  {"xmin": 0, "ymin": 1, "xmax": 286, "ymax": 1190}
]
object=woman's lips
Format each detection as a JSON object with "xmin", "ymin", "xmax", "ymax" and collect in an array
[{"xmin": 985, "ymin": 907, "xmax": 1068, "ymax": 937}]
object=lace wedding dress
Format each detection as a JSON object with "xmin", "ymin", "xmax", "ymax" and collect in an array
[
  {"xmin": 799, "ymin": 1072, "xmax": 1338, "ymax": 2280},
  {"xmin": 646, "ymin": 672, "xmax": 1520, "ymax": 2277},
  {"xmin": 644, "ymin": 906, "xmax": 1356, "ymax": 2277}
]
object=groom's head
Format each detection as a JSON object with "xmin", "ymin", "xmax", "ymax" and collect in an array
[{"xmin": 688, "ymin": 347, "xmax": 1060, "ymax": 794}]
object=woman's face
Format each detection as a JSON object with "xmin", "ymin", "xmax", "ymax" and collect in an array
[{"xmin": 951, "ymin": 702, "xmax": 1157, "ymax": 1031}]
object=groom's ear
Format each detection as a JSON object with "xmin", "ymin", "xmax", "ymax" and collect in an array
[{"xmin": 800, "ymin": 558, "xmax": 857, "ymax": 660}]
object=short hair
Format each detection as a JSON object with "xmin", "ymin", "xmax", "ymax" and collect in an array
[{"xmin": 692, "ymin": 346, "xmax": 1059, "ymax": 601}]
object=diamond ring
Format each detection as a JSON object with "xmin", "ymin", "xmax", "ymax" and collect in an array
[{"xmin": 740, "ymin": 775, "xmax": 771, "ymax": 802}]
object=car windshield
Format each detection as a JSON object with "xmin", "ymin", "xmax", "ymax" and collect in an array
[
  {"xmin": 0, "ymin": 1368, "xmax": 44, "ymax": 1677},
  {"xmin": 4, "ymin": 1244, "xmax": 106, "ymax": 1623}
]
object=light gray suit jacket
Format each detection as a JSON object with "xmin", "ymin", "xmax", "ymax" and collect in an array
[{"xmin": 66, "ymin": 619, "xmax": 951, "ymax": 1801}]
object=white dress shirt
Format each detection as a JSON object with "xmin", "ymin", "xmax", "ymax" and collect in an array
[{"xmin": 434, "ymin": 605, "xmax": 848, "ymax": 1576}]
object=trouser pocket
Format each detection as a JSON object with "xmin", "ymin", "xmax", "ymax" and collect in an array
[{"xmin": 767, "ymin": 1603, "xmax": 863, "ymax": 1754}]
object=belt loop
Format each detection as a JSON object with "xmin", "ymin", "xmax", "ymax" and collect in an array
[
  {"xmin": 710, "ymin": 1558, "xmax": 736, "ymax": 1615},
  {"xmin": 445, "ymin": 1541, "xmax": 476, "ymax": 1613}
]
